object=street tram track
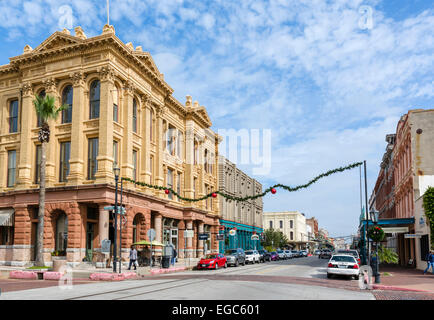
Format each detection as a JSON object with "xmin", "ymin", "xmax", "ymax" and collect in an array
[{"xmin": 65, "ymin": 263, "xmax": 271, "ymax": 300}]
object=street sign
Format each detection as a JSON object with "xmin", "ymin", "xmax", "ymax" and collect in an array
[
  {"xmin": 229, "ymin": 229, "xmax": 236, "ymax": 236},
  {"xmin": 404, "ymin": 234, "xmax": 422, "ymax": 239},
  {"xmin": 251, "ymin": 235, "xmax": 259, "ymax": 241},
  {"xmin": 382, "ymin": 227, "xmax": 408, "ymax": 233},
  {"xmin": 101, "ymin": 239, "xmax": 111, "ymax": 253},
  {"xmin": 216, "ymin": 234, "xmax": 224, "ymax": 241},
  {"xmin": 103, "ymin": 206, "xmax": 125, "ymax": 214},
  {"xmin": 147, "ymin": 228, "xmax": 156, "ymax": 241},
  {"xmin": 184, "ymin": 230, "xmax": 194, "ymax": 238},
  {"xmin": 198, "ymin": 233, "xmax": 209, "ymax": 240}
]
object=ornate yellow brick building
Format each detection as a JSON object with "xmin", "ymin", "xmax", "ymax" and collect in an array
[{"xmin": 0, "ymin": 25, "xmax": 220, "ymax": 267}]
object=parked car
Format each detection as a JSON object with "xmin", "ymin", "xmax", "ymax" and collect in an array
[
  {"xmin": 319, "ymin": 249, "xmax": 332, "ymax": 259},
  {"xmin": 276, "ymin": 249, "xmax": 287, "ymax": 260},
  {"xmin": 336, "ymin": 249, "xmax": 361, "ymax": 265},
  {"xmin": 225, "ymin": 248, "xmax": 246, "ymax": 267},
  {"xmin": 327, "ymin": 254, "xmax": 360, "ymax": 280},
  {"xmin": 314, "ymin": 249, "xmax": 321, "ymax": 255},
  {"xmin": 291, "ymin": 250, "xmax": 299, "ymax": 257},
  {"xmin": 284, "ymin": 250, "xmax": 293, "ymax": 259},
  {"xmin": 258, "ymin": 249, "xmax": 271, "ymax": 262},
  {"xmin": 197, "ymin": 253, "xmax": 227, "ymax": 270},
  {"xmin": 270, "ymin": 251, "xmax": 279, "ymax": 261},
  {"xmin": 299, "ymin": 250, "xmax": 308, "ymax": 257},
  {"xmin": 245, "ymin": 250, "xmax": 260, "ymax": 264}
]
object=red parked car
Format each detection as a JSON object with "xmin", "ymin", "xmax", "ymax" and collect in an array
[{"xmin": 197, "ymin": 253, "xmax": 227, "ymax": 270}]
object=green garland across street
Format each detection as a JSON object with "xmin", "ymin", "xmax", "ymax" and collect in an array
[{"xmin": 121, "ymin": 161, "xmax": 364, "ymax": 203}]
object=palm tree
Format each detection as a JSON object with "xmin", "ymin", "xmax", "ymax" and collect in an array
[{"xmin": 33, "ymin": 94, "xmax": 67, "ymax": 267}]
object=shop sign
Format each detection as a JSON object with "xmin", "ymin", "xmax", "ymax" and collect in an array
[
  {"xmin": 198, "ymin": 233, "xmax": 209, "ymax": 240},
  {"xmin": 382, "ymin": 227, "xmax": 408, "ymax": 233},
  {"xmin": 216, "ymin": 234, "xmax": 224, "ymax": 241},
  {"xmin": 404, "ymin": 234, "xmax": 422, "ymax": 239},
  {"xmin": 251, "ymin": 235, "xmax": 260, "ymax": 241},
  {"xmin": 229, "ymin": 229, "xmax": 236, "ymax": 236},
  {"xmin": 101, "ymin": 239, "xmax": 111, "ymax": 253},
  {"xmin": 184, "ymin": 230, "xmax": 194, "ymax": 238}
]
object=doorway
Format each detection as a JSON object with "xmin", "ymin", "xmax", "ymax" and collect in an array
[{"xmin": 86, "ymin": 222, "xmax": 95, "ymax": 261}]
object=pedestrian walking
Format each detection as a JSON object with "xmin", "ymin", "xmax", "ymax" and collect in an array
[
  {"xmin": 171, "ymin": 245, "xmax": 177, "ymax": 266},
  {"xmin": 423, "ymin": 250, "xmax": 434, "ymax": 275},
  {"xmin": 128, "ymin": 245, "xmax": 138, "ymax": 270}
]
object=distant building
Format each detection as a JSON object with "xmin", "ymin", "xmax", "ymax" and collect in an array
[
  {"xmin": 218, "ymin": 156, "xmax": 263, "ymax": 252},
  {"xmin": 263, "ymin": 211, "xmax": 308, "ymax": 250}
]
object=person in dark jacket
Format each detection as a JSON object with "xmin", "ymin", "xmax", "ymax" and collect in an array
[
  {"xmin": 171, "ymin": 245, "xmax": 177, "ymax": 266},
  {"xmin": 423, "ymin": 250, "xmax": 434, "ymax": 275}
]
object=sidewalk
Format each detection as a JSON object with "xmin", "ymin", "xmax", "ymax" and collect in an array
[
  {"xmin": 372, "ymin": 264, "xmax": 434, "ymax": 293},
  {"xmin": 0, "ymin": 258, "xmax": 200, "ymax": 281}
]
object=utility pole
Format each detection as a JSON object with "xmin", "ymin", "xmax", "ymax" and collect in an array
[{"xmin": 364, "ymin": 160, "xmax": 369, "ymax": 266}]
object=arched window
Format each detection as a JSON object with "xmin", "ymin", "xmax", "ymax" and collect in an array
[
  {"xmin": 61, "ymin": 85, "xmax": 73, "ymax": 123},
  {"xmin": 89, "ymin": 80, "xmax": 100, "ymax": 119},
  {"xmin": 55, "ymin": 213, "xmax": 68, "ymax": 255},
  {"xmin": 132, "ymin": 215, "xmax": 140, "ymax": 244},
  {"xmin": 112, "ymin": 86, "xmax": 119, "ymax": 123},
  {"xmin": 132, "ymin": 98, "xmax": 138, "ymax": 133}
]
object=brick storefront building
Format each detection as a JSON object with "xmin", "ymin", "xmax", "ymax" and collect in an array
[{"xmin": 0, "ymin": 25, "xmax": 221, "ymax": 267}]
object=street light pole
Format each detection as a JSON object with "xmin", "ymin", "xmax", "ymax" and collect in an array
[
  {"xmin": 364, "ymin": 160, "xmax": 369, "ymax": 265},
  {"xmin": 113, "ymin": 166, "xmax": 120, "ymax": 273},
  {"xmin": 371, "ymin": 210, "xmax": 381, "ymax": 284}
]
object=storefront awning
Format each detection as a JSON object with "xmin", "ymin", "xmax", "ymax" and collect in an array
[
  {"xmin": 0, "ymin": 209, "xmax": 14, "ymax": 226},
  {"xmin": 132, "ymin": 240, "xmax": 165, "ymax": 246},
  {"xmin": 360, "ymin": 218, "xmax": 414, "ymax": 228}
]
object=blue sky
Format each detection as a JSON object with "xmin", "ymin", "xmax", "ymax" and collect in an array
[{"xmin": 1, "ymin": 0, "xmax": 433, "ymax": 238}]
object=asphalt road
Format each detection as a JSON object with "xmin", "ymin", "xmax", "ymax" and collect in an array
[{"xmin": 0, "ymin": 256, "xmax": 375, "ymax": 300}]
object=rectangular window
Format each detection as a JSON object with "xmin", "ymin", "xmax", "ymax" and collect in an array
[
  {"xmin": 193, "ymin": 177, "xmax": 197, "ymax": 199},
  {"xmin": 35, "ymin": 145, "xmax": 42, "ymax": 184},
  {"xmin": 269, "ymin": 221, "xmax": 273, "ymax": 229},
  {"xmin": 113, "ymin": 104, "xmax": 118, "ymax": 123},
  {"xmin": 0, "ymin": 226, "xmax": 14, "ymax": 245},
  {"xmin": 167, "ymin": 168, "xmax": 173, "ymax": 200},
  {"xmin": 113, "ymin": 140, "xmax": 118, "ymax": 169},
  {"xmin": 205, "ymin": 184, "xmax": 209, "ymax": 209},
  {"xmin": 59, "ymin": 141, "xmax": 71, "ymax": 182},
  {"xmin": 9, "ymin": 100, "xmax": 18, "ymax": 133},
  {"xmin": 177, "ymin": 131, "xmax": 183, "ymax": 157},
  {"xmin": 90, "ymin": 101, "xmax": 100, "ymax": 119},
  {"xmin": 149, "ymin": 156, "xmax": 153, "ymax": 184},
  {"xmin": 290, "ymin": 232, "xmax": 294, "ymax": 241},
  {"xmin": 150, "ymin": 109, "xmax": 154, "ymax": 141},
  {"xmin": 290, "ymin": 220, "xmax": 293, "ymax": 229},
  {"xmin": 88, "ymin": 138, "xmax": 98, "ymax": 180},
  {"xmin": 7, "ymin": 150, "xmax": 16, "ymax": 187},
  {"xmin": 177, "ymin": 172, "xmax": 181, "ymax": 201},
  {"xmin": 280, "ymin": 220, "xmax": 283, "ymax": 229},
  {"xmin": 132, "ymin": 100, "xmax": 137, "ymax": 133},
  {"xmin": 132, "ymin": 150, "xmax": 137, "ymax": 181}
]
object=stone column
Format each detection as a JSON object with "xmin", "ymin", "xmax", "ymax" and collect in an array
[
  {"xmin": 197, "ymin": 221, "xmax": 204, "ymax": 256},
  {"xmin": 43, "ymin": 78, "xmax": 59, "ymax": 186},
  {"xmin": 141, "ymin": 94, "xmax": 151, "ymax": 189},
  {"xmin": 154, "ymin": 103, "xmax": 166, "ymax": 196},
  {"xmin": 121, "ymin": 80, "xmax": 134, "ymax": 187},
  {"xmin": 154, "ymin": 213, "xmax": 162, "ymax": 243},
  {"xmin": 16, "ymin": 83, "xmax": 34, "ymax": 189},
  {"xmin": 95, "ymin": 66, "xmax": 115, "ymax": 184},
  {"xmin": 186, "ymin": 220, "xmax": 193, "ymax": 258},
  {"xmin": 98, "ymin": 204, "xmax": 109, "ymax": 245},
  {"xmin": 0, "ymin": 147, "xmax": 6, "ymax": 192},
  {"xmin": 67, "ymin": 72, "xmax": 86, "ymax": 185},
  {"xmin": 13, "ymin": 205, "xmax": 32, "ymax": 264},
  {"xmin": 66, "ymin": 202, "xmax": 83, "ymax": 265}
]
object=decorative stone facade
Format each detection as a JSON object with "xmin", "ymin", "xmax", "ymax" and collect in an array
[
  {"xmin": 0, "ymin": 25, "xmax": 221, "ymax": 266},
  {"xmin": 218, "ymin": 156, "xmax": 263, "ymax": 252}
]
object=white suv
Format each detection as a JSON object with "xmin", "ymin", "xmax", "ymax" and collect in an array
[{"xmin": 245, "ymin": 250, "xmax": 260, "ymax": 264}]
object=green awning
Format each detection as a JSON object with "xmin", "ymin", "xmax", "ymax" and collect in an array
[
  {"xmin": 132, "ymin": 240, "xmax": 165, "ymax": 246},
  {"xmin": 0, "ymin": 209, "xmax": 14, "ymax": 226}
]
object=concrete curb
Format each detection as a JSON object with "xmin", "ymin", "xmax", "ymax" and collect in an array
[
  {"xmin": 9, "ymin": 270, "xmax": 38, "ymax": 280},
  {"xmin": 89, "ymin": 272, "xmax": 138, "ymax": 281}
]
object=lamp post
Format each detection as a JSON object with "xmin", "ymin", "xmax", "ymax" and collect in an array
[
  {"xmin": 113, "ymin": 166, "xmax": 120, "ymax": 273},
  {"xmin": 370, "ymin": 210, "xmax": 380, "ymax": 284}
]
